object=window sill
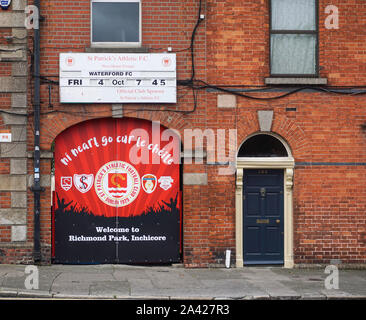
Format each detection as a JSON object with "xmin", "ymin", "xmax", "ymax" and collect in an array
[
  {"xmin": 85, "ymin": 47, "xmax": 149, "ymax": 53},
  {"xmin": 265, "ymin": 77, "xmax": 328, "ymax": 85}
]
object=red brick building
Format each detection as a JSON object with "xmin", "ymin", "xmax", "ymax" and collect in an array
[{"xmin": 0, "ymin": 0, "xmax": 365, "ymax": 267}]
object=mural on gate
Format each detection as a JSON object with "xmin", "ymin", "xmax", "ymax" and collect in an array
[{"xmin": 53, "ymin": 118, "xmax": 181, "ymax": 264}]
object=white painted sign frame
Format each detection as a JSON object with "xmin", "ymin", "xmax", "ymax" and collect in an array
[{"xmin": 59, "ymin": 53, "xmax": 177, "ymax": 103}]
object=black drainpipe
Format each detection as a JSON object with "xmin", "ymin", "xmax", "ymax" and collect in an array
[{"xmin": 31, "ymin": 0, "xmax": 43, "ymax": 264}]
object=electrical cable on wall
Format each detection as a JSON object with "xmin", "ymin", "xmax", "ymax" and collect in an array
[{"xmin": 19, "ymin": 0, "xmax": 366, "ymax": 118}]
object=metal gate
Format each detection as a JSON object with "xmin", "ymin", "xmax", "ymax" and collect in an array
[{"xmin": 53, "ymin": 118, "xmax": 181, "ymax": 264}]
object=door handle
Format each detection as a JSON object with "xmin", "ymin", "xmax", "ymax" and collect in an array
[{"xmin": 260, "ymin": 187, "xmax": 266, "ymax": 197}]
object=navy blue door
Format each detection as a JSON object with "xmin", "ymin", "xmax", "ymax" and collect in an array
[{"xmin": 243, "ymin": 169, "xmax": 284, "ymax": 265}]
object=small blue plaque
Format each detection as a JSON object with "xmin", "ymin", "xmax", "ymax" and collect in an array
[{"xmin": 0, "ymin": 0, "xmax": 11, "ymax": 10}]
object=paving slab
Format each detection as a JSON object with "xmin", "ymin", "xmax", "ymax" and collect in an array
[
  {"xmin": 242, "ymin": 268, "xmax": 301, "ymax": 298},
  {"xmin": 2, "ymin": 270, "xmax": 27, "ymax": 289},
  {"xmin": 187, "ymin": 268, "xmax": 245, "ymax": 280},
  {"xmin": 89, "ymin": 281, "xmax": 130, "ymax": 297},
  {"xmin": 147, "ymin": 270, "xmax": 202, "ymax": 289},
  {"xmin": 51, "ymin": 271, "xmax": 115, "ymax": 296},
  {"xmin": 113, "ymin": 269, "xmax": 150, "ymax": 281}
]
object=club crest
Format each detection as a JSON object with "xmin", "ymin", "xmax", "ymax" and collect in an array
[
  {"xmin": 108, "ymin": 172, "xmax": 128, "ymax": 197},
  {"xmin": 74, "ymin": 174, "xmax": 94, "ymax": 193},
  {"xmin": 95, "ymin": 161, "xmax": 140, "ymax": 207},
  {"xmin": 158, "ymin": 176, "xmax": 174, "ymax": 191},
  {"xmin": 60, "ymin": 176, "xmax": 72, "ymax": 191},
  {"xmin": 141, "ymin": 174, "xmax": 157, "ymax": 194}
]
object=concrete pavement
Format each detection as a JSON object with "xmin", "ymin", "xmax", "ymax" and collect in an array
[{"xmin": 0, "ymin": 264, "xmax": 365, "ymax": 300}]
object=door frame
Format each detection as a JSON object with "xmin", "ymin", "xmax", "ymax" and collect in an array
[{"xmin": 236, "ymin": 155, "xmax": 294, "ymax": 268}]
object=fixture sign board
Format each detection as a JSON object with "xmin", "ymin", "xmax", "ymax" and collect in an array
[{"xmin": 59, "ymin": 53, "xmax": 176, "ymax": 103}]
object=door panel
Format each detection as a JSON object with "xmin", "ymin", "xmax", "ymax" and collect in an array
[
  {"xmin": 243, "ymin": 169, "xmax": 284, "ymax": 265},
  {"xmin": 264, "ymin": 192, "xmax": 281, "ymax": 216},
  {"xmin": 245, "ymin": 226, "xmax": 261, "ymax": 254},
  {"xmin": 247, "ymin": 192, "xmax": 261, "ymax": 215},
  {"xmin": 265, "ymin": 226, "xmax": 281, "ymax": 254}
]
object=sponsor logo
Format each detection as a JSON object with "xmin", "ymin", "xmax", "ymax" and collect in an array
[
  {"xmin": 158, "ymin": 176, "xmax": 174, "ymax": 190},
  {"xmin": 73, "ymin": 174, "xmax": 94, "ymax": 193},
  {"xmin": 61, "ymin": 176, "xmax": 72, "ymax": 191},
  {"xmin": 141, "ymin": 174, "xmax": 157, "ymax": 194},
  {"xmin": 95, "ymin": 161, "xmax": 140, "ymax": 207}
]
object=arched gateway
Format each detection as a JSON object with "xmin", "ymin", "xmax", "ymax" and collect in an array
[
  {"xmin": 52, "ymin": 117, "xmax": 182, "ymax": 264},
  {"xmin": 235, "ymin": 133, "xmax": 295, "ymax": 268}
]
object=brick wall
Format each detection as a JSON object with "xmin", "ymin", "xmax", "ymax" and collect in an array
[
  {"xmin": 27, "ymin": 0, "xmax": 207, "ymax": 266},
  {"xmin": 0, "ymin": 0, "xmax": 365, "ymax": 266}
]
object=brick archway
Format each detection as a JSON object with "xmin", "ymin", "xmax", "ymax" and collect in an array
[
  {"xmin": 41, "ymin": 110, "xmax": 189, "ymax": 151},
  {"xmin": 236, "ymin": 112, "xmax": 311, "ymax": 161}
]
